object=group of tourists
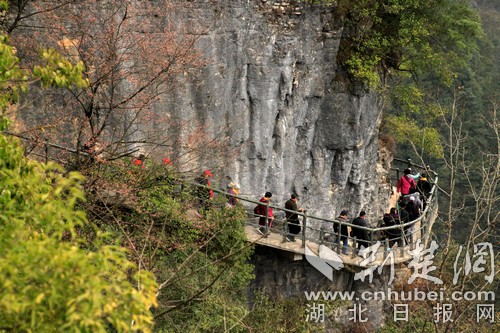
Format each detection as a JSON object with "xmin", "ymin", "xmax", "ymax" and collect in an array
[
  {"xmin": 253, "ymin": 192, "xmax": 305, "ymax": 241},
  {"xmin": 381, "ymin": 168, "xmax": 433, "ymax": 248},
  {"xmin": 252, "ymin": 167, "xmax": 433, "ymax": 255},
  {"xmin": 253, "ymin": 192, "xmax": 368, "ymax": 253},
  {"xmin": 188, "ymin": 164, "xmax": 433, "ymax": 255},
  {"xmin": 326, "ymin": 210, "xmax": 369, "ymax": 255}
]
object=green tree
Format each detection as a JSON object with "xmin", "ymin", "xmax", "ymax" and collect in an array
[
  {"xmin": 0, "ymin": 7, "xmax": 158, "ymax": 330},
  {"xmin": 336, "ymin": 0, "xmax": 482, "ymax": 88},
  {"xmin": 329, "ymin": 0, "xmax": 484, "ymax": 156},
  {"xmin": 0, "ymin": 134, "xmax": 157, "ymax": 332}
]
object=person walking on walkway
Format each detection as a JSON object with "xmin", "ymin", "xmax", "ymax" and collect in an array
[
  {"xmin": 195, "ymin": 169, "xmax": 214, "ymax": 213},
  {"xmin": 351, "ymin": 210, "xmax": 369, "ymax": 251},
  {"xmin": 383, "ymin": 208, "xmax": 403, "ymax": 248},
  {"xmin": 284, "ymin": 194, "xmax": 304, "ymax": 242},
  {"xmin": 397, "ymin": 168, "xmax": 417, "ymax": 197},
  {"xmin": 398, "ymin": 201, "xmax": 411, "ymax": 245},
  {"xmin": 334, "ymin": 210, "xmax": 349, "ymax": 254},
  {"xmin": 226, "ymin": 182, "xmax": 240, "ymax": 208},
  {"xmin": 256, "ymin": 192, "xmax": 274, "ymax": 235}
]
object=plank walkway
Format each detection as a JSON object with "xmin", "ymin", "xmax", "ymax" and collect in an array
[{"xmin": 244, "ymin": 225, "xmax": 414, "ymax": 269}]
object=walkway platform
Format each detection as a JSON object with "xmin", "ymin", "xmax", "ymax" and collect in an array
[{"xmin": 245, "ymin": 225, "xmax": 414, "ymax": 269}]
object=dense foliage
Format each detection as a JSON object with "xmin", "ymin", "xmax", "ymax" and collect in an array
[
  {"xmin": 0, "ymin": 10, "xmax": 157, "ymax": 330},
  {"xmin": 79, "ymin": 159, "xmax": 256, "ymax": 332},
  {"xmin": 336, "ymin": 0, "xmax": 482, "ymax": 89},
  {"xmin": 310, "ymin": 0, "xmax": 484, "ymax": 156},
  {"xmin": 333, "ymin": 1, "xmax": 498, "ymax": 331},
  {"xmin": 0, "ymin": 137, "xmax": 157, "ymax": 331},
  {"xmin": 379, "ymin": 2, "xmax": 499, "ymax": 331},
  {"xmin": 385, "ymin": 1, "xmax": 499, "ymax": 242}
]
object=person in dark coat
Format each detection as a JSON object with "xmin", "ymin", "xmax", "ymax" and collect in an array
[
  {"xmin": 351, "ymin": 211, "xmax": 370, "ymax": 250},
  {"xmin": 334, "ymin": 210, "xmax": 350, "ymax": 254},
  {"xmin": 417, "ymin": 173, "xmax": 432, "ymax": 196},
  {"xmin": 398, "ymin": 202, "xmax": 409, "ymax": 224},
  {"xmin": 195, "ymin": 170, "xmax": 214, "ymax": 212},
  {"xmin": 383, "ymin": 208, "xmax": 403, "ymax": 247},
  {"xmin": 398, "ymin": 201, "xmax": 412, "ymax": 246},
  {"xmin": 417, "ymin": 173, "xmax": 432, "ymax": 209},
  {"xmin": 284, "ymin": 194, "xmax": 304, "ymax": 242},
  {"xmin": 405, "ymin": 197, "xmax": 420, "ymax": 221}
]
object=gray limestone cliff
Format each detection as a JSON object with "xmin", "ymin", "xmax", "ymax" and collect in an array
[
  {"xmin": 163, "ymin": 0, "xmax": 391, "ymax": 221},
  {"xmin": 13, "ymin": 0, "xmax": 392, "ymax": 220}
]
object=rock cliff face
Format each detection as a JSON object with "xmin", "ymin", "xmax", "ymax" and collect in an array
[
  {"xmin": 249, "ymin": 246, "xmax": 390, "ymax": 331},
  {"xmin": 15, "ymin": 0, "xmax": 391, "ymax": 221},
  {"xmin": 165, "ymin": 0, "xmax": 389, "ymax": 220}
]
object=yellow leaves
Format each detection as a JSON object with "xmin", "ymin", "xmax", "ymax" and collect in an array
[
  {"xmin": 104, "ymin": 301, "xmax": 118, "ymax": 313},
  {"xmin": 35, "ymin": 293, "xmax": 45, "ymax": 304}
]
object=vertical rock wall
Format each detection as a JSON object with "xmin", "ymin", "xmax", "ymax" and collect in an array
[
  {"xmin": 249, "ymin": 246, "xmax": 390, "ymax": 331},
  {"xmin": 164, "ymin": 0, "xmax": 389, "ymax": 221},
  {"xmin": 14, "ymin": 0, "xmax": 392, "ymax": 220}
]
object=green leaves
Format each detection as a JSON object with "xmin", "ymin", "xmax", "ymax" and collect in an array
[
  {"xmin": 0, "ymin": 34, "xmax": 27, "ymax": 129},
  {"xmin": 337, "ymin": 0, "xmax": 483, "ymax": 89},
  {"xmin": 386, "ymin": 114, "xmax": 444, "ymax": 158},
  {"xmin": 33, "ymin": 49, "xmax": 89, "ymax": 89},
  {"xmin": 0, "ymin": 19, "xmax": 156, "ymax": 331},
  {"xmin": 0, "ymin": 34, "xmax": 89, "ymax": 131},
  {"xmin": 0, "ymin": 134, "xmax": 157, "ymax": 332}
]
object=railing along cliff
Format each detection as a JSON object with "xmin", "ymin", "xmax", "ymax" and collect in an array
[
  {"xmin": 191, "ymin": 158, "xmax": 438, "ymax": 264},
  {"xmin": 10, "ymin": 130, "xmax": 438, "ymax": 265}
]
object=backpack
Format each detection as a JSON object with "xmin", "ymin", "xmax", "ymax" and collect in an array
[
  {"xmin": 404, "ymin": 175, "xmax": 416, "ymax": 190},
  {"xmin": 253, "ymin": 205, "xmax": 260, "ymax": 215}
]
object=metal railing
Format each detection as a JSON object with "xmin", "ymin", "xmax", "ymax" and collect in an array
[
  {"xmin": 10, "ymin": 130, "xmax": 437, "ymax": 261},
  {"xmin": 191, "ymin": 157, "xmax": 438, "ymax": 260}
]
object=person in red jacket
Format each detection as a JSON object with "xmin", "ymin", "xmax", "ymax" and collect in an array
[
  {"xmin": 256, "ymin": 192, "xmax": 274, "ymax": 235},
  {"xmin": 397, "ymin": 168, "xmax": 416, "ymax": 196}
]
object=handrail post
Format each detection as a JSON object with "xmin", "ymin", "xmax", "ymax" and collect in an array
[
  {"xmin": 283, "ymin": 219, "xmax": 287, "ymax": 243},
  {"xmin": 352, "ymin": 237, "xmax": 357, "ymax": 258},
  {"xmin": 265, "ymin": 201, "xmax": 270, "ymax": 234},
  {"xmin": 413, "ymin": 221, "xmax": 417, "ymax": 249},
  {"xmin": 422, "ymin": 215, "xmax": 426, "ymax": 245},
  {"xmin": 336, "ymin": 221, "xmax": 341, "ymax": 255},
  {"xmin": 301, "ymin": 213, "xmax": 307, "ymax": 248},
  {"xmin": 320, "ymin": 229, "xmax": 324, "ymax": 245}
]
